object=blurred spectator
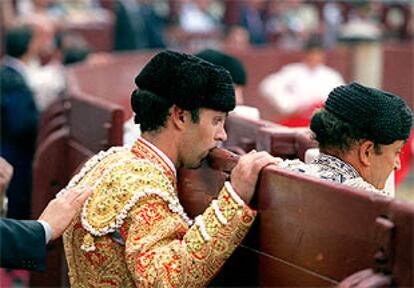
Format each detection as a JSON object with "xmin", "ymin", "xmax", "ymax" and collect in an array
[
  {"xmin": 15, "ymin": 0, "xmax": 111, "ymax": 53},
  {"xmin": 260, "ymin": 0, "xmax": 319, "ymax": 48},
  {"xmin": 0, "ymin": 25, "xmax": 39, "ymax": 220},
  {"xmin": 262, "ymin": 1, "xmax": 285, "ymax": 43},
  {"xmin": 239, "ymin": 0, "xmax": 267, "ymax": 45},
  {"xmin": 16, "ymin": 0, "xmax": 54, "ymax": 17},
  {"xmin": 222, "ymin": 25, "xmax": 251, "ymax": 51},
  {"xmin": 59, "ymin": 32, "xmax": 91, "ymax": 65},
  {"xmin": 322, "ymin": 1, "xmax": 343, "ymax": 49},
  {"xmin": 14, "ymin": 0, "xmax": 60, "ymax": 45},
  {"xmin": 24, "ymin": 19, "xmax": 61, "ymax": 112},
  {"xmin": 9, "ymin": 6, "xmax": 59, "ymax": 112},
  {"xmin": 383, "ymin": 4, "xmax": 408, "ymax": 40},
  {"xmin": 114, "ymin": 0, "xmax": 166, "ymax": 51},
  {"xmin": 20, "ymin": 13, "xmax": 57, "ymax": 66},
  {"xmin": 179, "ymin": 0, "xmax": 221, "ymax": 34},
  {"xmin": 339, "ymin": 1, "xmax": 382, "ymax": 41},
  {"xmin": 259, "ymin": 36, "xmax": 344, "ymax": 123},
  {"xmin": 29, "ymin": 31, "xmax": 91, "ymax": 112},
  {"xmin": 276, "ymin": 0, "xmax": 319, "ymax": 49},
  {"xmin": 16, "ymin": 0, "xmax": 111, "ymax": 26}
]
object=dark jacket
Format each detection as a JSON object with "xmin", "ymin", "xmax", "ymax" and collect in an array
[
  {"xmin": 0, "ymin": 218, "xmax": 46, "ymax": 271},
  {"xmin": 0, "ymin": 63, "xmax": 39, "ymax": 219}
]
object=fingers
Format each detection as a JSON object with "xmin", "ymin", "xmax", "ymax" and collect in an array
[
  {"xmin": 0, "ymin": 157, "xmax": 13, "ymax": 182},
  {"xmin": 232, "ymin": 151, "xmax": 276, "ymax": 183},
  {"xmin": 252, "ymin": 153, "xmax": 278, "ymax": 170},
  {"xmin": 232, "ymin": 151, "xmax": 282, "ymax": 184},
  {"xmin": 348, "ymin": 269, "xmax": 375, "ymax": 285},
  {"xmin": 61, "ymin": 186, "xmax": 84, "ymax": 202},
  {"xmin": 338, "ymin": 268, "xmax": 391, "ymax": 288},
  {"xmin": 239, "ymin": 151, "xmax": 275, "ymax": 172},
  {"xmin": 359, "ymin": 274, "xmax": 391, "ymax": 288},
  {"xmin": 60, "ymin": 186, "xmax": 93, "ymax": 210},
  {"xmin": 230, "ymin": 151, "xmax": 277, "ymax": 204},
  {"xmin": 0, "ymin": 157, "xmax": 13, "ymax": 196},
  {"xmin": 271, "ymin": 157, "xmax": 284, "ymax": 165},
  {"xmin": 73, "ymin": 188, "xmax": 93, "ymax": 208},
  {"xmin": 243, "ymin": 151, "xmax": 282, "ymax": 167}
]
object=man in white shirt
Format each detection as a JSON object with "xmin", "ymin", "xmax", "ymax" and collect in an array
[{"xmin": 260, "ymin": 37, "xmax": 344, "ymax": 118}]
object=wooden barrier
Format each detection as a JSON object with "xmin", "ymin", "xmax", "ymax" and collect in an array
[
  {"xmin": 256, "ymin": 126, "xmax": 318, "ymax": 161},
  {"xmin": 66, "ymin": 51, "xmax": 157, "ymax": 120},
  {"xmin": 387, "ymin": 200, "xmax": 414, "ymax": 285},
  {"xmin": 224, "ymin": 114, "xmax": 279, "ymax": 153},
  {"xmin": 178, "ymin": 149, "xmax": 414, "ymax": 287},
  {"xmin": 224, "ymin": 114, "xmax": 317, "ymax": 161},
  {"xmin": 37, "ymin": 98, "xmax": 68, "ymax": 146},
  {"xmin": 31, "ymin": 128, "xmax": 70, "ymax": 287},
  {"xmin": 65, "ymin": 20, "xmax": 114, "ymax": 52},
  {"xmin": 257, "ymin": 167, "xmax": 390, "ymax": 286}
]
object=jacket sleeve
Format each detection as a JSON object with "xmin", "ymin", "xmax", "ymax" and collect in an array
[
  {"xmin": 125, "ymin": 182, "xmax": 256, "ymax": 287},
  {"xmin": 0, "ymin": 219, "xmax": 46, "ymax": 271}
]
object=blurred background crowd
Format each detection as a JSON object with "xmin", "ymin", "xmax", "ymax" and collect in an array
[{"xmin": 1, "ymin": 0, "xmax": 413, "ymax": 55}]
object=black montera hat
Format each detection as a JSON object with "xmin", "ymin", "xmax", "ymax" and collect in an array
[
  {"xmin": 134, "ymin": 50, "xmax": 235, "ymax": 112},
  {"xmin": 324, "ymin": 82, "xmax": 413, "ymax": 144}
]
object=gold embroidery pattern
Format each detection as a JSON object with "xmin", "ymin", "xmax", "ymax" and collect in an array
[
  {"xmin": 84, "ymin": 159, "xmax": 174, "ymax": 231},
  {"xmin": 131, "ymin": 139, "xmax": 176, "ymax": 186},
  {"xmin": 79, "ymin": 158, "xmax": 178, "ymax": 251}
]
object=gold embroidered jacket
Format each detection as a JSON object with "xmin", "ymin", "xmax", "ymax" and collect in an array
[{"xmin": 62, "ymin": 139, "xmax": 256, "ymax": 287}]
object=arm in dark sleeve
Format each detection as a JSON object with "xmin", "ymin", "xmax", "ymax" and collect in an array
[{"xmin": 0, "ymin": 219, "xmax": 46, "ymax": 271}]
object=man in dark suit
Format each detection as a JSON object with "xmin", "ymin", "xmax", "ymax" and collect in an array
[
  {"xmin": 1, "ymin": 218, "xmax": 50, "ymax": 271},
  {"xmin": 0, "ymin": 157, "xmax": 92, "ymax": 271},
  {"xmin": 0, "ymin": 24, "xmax": 39, "ymax": 220}
]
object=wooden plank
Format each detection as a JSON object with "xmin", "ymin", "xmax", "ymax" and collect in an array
[{"xmin": 257, "ymin": 166, "xmax": 393, "ymax": 283}]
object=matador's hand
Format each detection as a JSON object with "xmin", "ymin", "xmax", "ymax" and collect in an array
[{"xmin": 230, "ymin": 151, "xmax": 279, "ymax": 204}]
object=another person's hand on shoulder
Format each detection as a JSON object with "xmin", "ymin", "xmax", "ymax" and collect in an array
[
  {"xmin": 230, "ymin": 151, "xmax": 280, "ymax": 204},
  {"xmin": 0, "ymin": 157, "xmax": 13, "ymax": 196},
  {"xmin": 38, "ymin": 187, "xmax": 93, "ymax": 241},
  {"xmin": 0, "ymin": 157, "xmax": 13, "ymax": 214}
]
